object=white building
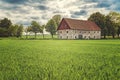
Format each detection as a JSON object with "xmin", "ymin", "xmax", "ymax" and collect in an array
[{"xmin": 57, "ymin": 18, "xmax": 101, "ymax": 39}]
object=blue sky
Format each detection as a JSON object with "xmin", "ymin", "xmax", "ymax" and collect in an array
[{"xmin": 0, "ymin": 0, "xmax": 120, "ymax": 26}]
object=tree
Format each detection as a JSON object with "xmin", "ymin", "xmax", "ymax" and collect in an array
[
  {"xmin": 117, "ymin": 25, "xmax": 120, "ymax": 38},
  {"xmin": 24, "ymin": 26, "xmax": 32, "ymax": 39},
  {"xmin": 0, "ymin": 18, "xmax": 12, "ymax": 37},
  {"xmin": 88, "ymin": 12, "xmax": 106, "ymax": 38},
  {"xmin": 0, "ymin": 27, "xmax": 8, "ymax": 37},
  {"xmin": 109, "ymin": 11, "xmax": 120, "ymax": 24},
  {"xmin": 0, "ymin": 18, "xmax": 12, "ymax": 29},
  {"xmin": 105, "ymin": 15, "xmax": 117, "ymax": 38},
  {"xmin": 16, "ymin": 24, "xmax": 23, "ymax": 37},
  {"xmin": 109, "ymin": 11, "xmax": 120, "ymax": 38},
  {"xmin": 8, "ymin": 25, "xmax": 18, "ymax": 37},
  {"xmin": 45, "ymin": 19, "xmax": 57, "ymax": 38},
  {"xmin": 30, "ymin": 21, "xmax": 40, "ymax": 38},
  {"xmin": 39, "ymin": 25, "xmax": 45, "ymax": 39},
  {"xmin": 52, "ymin": 15, "xmax": 61, "ymax": 26}
]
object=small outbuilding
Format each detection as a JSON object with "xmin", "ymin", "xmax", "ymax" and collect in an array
[{"xmin": 57, "ymin": 18, "xmax": 101, "ymax": 39}]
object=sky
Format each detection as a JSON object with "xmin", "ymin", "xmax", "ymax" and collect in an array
[{"xmin": 0, "ymin": 0, "xmax": 120, "ymax": 26}]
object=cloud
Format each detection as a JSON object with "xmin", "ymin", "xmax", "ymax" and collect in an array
[
  {"xmin": 2, "ymin": 0, "xmax": 27, "ymax": 4},
  {"xmin": 74, "ymin": 10, "xmax": 87, "ymax": 16},
  {"xmin": 37, "ymin": 5, "xmax": 49, "ymax": 10},
  {"xmin": 0, "ymin": 0, "xmax": 120, "ymax": 26}
]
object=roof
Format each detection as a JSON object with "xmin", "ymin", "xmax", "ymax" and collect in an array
[{"xmin": 58, "ymin": 18, "xmax": 101, "ymax": 31}]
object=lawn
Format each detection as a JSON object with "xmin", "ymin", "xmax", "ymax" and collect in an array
[{"xmin": 0, "ymin": 40, "xmax": 120, "ymax": 80}]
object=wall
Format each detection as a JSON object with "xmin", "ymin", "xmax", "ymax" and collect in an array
[{"xmin": 58, "ymin": 29, "xmax": 101, "ymax": 39}]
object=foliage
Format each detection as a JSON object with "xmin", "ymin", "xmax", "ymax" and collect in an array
[
  {"xmin": 88, "ymin": 12, "xmax": 120, "ymax": 38},
  {"xmin": 88, "ymin": 12, "xmax": 106, "ymax": 38},
  {"xmin": 8, "ymin": 24, "xmax": 23, "ymax": 37},
  {"xmin": 52, "ymin": 15, "xmax": 61, "ymax": 26},
  {"xmin": 0, "ymin": 18, "xmax": 12, "ymax": 37},
  {"xmin": 0, "ymin": 40, "xmax": 120, "ymax": 80},
  {"xmin": 16, "ymin": 24, "xmax": 23, "ymax": 37},
  {"xmin": 30, "ymin": 21, "xmax": 41, "ymax": 38},
  {"xmin": 109, "ymin": 11, "xmax": 120, "ymax": 24},
  {"xmin": 0, "ymin": 27, "xmax": 8, "ymax": 37},
  {"xmin": 108, "ymin": 11, "xmax": 120, "ymax": 38},
  {"xmin": 117, "ymin": 27, "xmax": 120, "ymax": 38},
  {"xmin": 105, "ymin": 15, "xmax": 116, "ymax": 38},
  {"xmin": 0, "ymin": 18, "xmax": 23, "ymax": 37},
  {"xmin": 0, "ymin": 18, "xmax": 12, "ymax": 29},
  {"xmin": 46, "ymin": 19, "xmax": 57, "ymax": 38},
  {"xmin": 40, "ymin": 25, "xmax": 45, "ymax": 38},
  {"xmin": 8, "ymin": 25, "xmax": 18, "ymax": 36}
]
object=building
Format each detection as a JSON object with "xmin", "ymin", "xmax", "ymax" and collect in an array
[{"xmin": 57, "ymin": 18, "xmax": 101, "ymax": 39}]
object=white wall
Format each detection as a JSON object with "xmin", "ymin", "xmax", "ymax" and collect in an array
[{"xmin": 58, "ymin": 29, "xmax": 101, "ymax": 39}]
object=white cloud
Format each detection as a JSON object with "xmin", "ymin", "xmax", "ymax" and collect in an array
[{"xmin": 0, "ymin": 0, "xmax": 119, "ymax": 26}]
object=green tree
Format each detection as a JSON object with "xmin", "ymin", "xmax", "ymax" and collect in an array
[
  {"xmin": 88, "ymin": 12, "xmax": 106, "ymax": 38},
  {"xmin": 8, "ymin": 25, "xmax": 19, "ymax": 37},
  {"xmin": 52, "ymin": 15, "xmax": 61, "ymax": 26},
  {"xmin": 24, "ymin": 26, "xmax": 32, "ymax": 39},
  {"xmin": 46, "ymin": 19, "xmax": 57, "ymax": 38},
  {"xmin": 109, "ymin": 11, "xmax": 120, "ymax": 38},
  {"xmin": 109, "ymin": 11, "xmax": 120, "ymax": 24},
  {"xmin": 117, "ymin": 25, "xmax": 120, "ymax": 38},
  {"xmin": 0, "ymin": 18, "xmax": 12, "ymax": 29},
  {"xmin": 30, "ymin": 21, "xmax": 40, "ymax": 38},
  {"xmin": 39, "ymin": 25, "xmax": 45, "ymax": 39},
  {"xmin": 0, "ymin": 18, "xmax": 12, "ymax": 37},
  {"xmin": 105, "ymin": 15, "xmax": 116, "ymax": 38},
  {"xmin": 16, "ymin": 24, "xmax": 23, "ymax": 38},
  {"xmin": 0, "ymin": 27, "xmax": 8, "ymax": 37}
]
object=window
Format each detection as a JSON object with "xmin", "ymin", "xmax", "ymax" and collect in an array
[
  {"xmin": 66, "ymin": 31, "xmax": 68, "ymax": 33},
  {"xmin": 94, "ymin": 36, "xmax": 95, "ymax": 38},
  {"xmin": 94, "ymin": 31, "xmax": 96, "ymax": 33}
]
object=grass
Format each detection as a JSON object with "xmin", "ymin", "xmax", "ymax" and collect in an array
[{"xmin": 0, "ymin": 40, "xmax": 120, "ymax": 80}]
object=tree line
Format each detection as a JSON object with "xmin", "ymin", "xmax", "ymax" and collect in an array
[
  {"xmin": 0, "ymin": 15, "xmax": 61, "ymax": 38},
  {"xmin": 26, "ymin": 15, "xmax": 61, "ymax": 39},
  {"xmin": 88, "ymin": 11, "xmax": 120, "ymax": 39},
  {"xmin": 0, "ymin": 11, "xmax": 120, "ymax": 39},
  {"xmin": 0, "ymin": 18, "xmax": 23, "ymax": 37}
]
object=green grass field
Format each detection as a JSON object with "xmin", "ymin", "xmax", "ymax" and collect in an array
[{"xmin": 0, "ymin": 40, "xmax": 120, "ymax": 80}]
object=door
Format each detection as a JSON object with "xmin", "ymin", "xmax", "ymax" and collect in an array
[{"xmin": 79, "ymin": 35, "xmax": 83, "ymax": 39}]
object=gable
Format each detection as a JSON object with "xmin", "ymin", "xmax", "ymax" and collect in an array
[{"xmin": 57, "ymin": 19, "xmax": 70, "ymax": 30}]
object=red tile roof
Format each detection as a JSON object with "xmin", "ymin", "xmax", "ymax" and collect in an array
[{"xmin": 58, "ymin": 18, "xmax": 101, "ymax": 31}]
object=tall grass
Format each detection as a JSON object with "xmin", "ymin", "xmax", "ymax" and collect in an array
[{"xmin": 0, "ymin": 40, "xmax": 120, "ymax": 80}]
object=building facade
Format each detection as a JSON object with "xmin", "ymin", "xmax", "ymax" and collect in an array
[{"xmin": 57, "ymin": 18, "xmax": 101, "ymax": 39}]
